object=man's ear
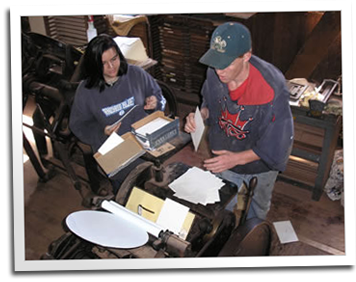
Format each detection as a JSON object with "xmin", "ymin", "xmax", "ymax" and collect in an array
[{"xmin": 243, "ymin": 50, "xmax": 252, "ymax": 62}]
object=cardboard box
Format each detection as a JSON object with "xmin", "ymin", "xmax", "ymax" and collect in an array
[
  {"xmin": 131, "ymin": 111, "xmax": 179, "ymax": 150},
  {"xmin": 94, "ymin": 132, "xmax": 145, "ymax": 178}
]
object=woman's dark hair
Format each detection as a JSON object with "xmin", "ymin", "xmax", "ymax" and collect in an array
[{"xmin": 82, "ymin": 34, "xmax": 128, "ymax": 91}]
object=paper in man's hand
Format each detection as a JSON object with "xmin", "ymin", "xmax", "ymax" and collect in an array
[{"xmin": 191, "ymin": 106, "xmax": 205, "ymax": 151}]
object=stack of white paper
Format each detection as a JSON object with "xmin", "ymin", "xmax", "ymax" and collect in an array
[
  {"xmin": 135, "ymin": 117, "xmax": 170, "ymax": 136},
  {"xmin": 156, "ymin": 198, "xmax": 189, "ymax": 238},
  {"xmin": 98, "ymin": 132, "xmax": 124, "ymax": 155},
  {"xmin": 168, "ymin": 167, "xmax": 225, "ymax": 205}
]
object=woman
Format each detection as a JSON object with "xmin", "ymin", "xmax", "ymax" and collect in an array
[{"xmin": 69, "ymin": 34, "xmax": 165, "ymax": 193}]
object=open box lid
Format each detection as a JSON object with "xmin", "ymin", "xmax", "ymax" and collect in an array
[
  {"xmin": 131, "ymin": 111, "xmax": 174, "ymax": 131},
  {"xmin": 131, "ymin": 111, "xmax": 179, "ymax": 150},
  {"xmin": 93, "ymin": 132, "xmax": 145, "ymax": 178}
]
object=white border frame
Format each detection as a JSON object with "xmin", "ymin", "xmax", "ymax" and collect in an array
[{"xmin": 10, "ymin": 0, "xmax": 355, "ymax": 273}]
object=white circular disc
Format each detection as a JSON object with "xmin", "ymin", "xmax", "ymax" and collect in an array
[{"xmin": 66, "ymin": 210, "xmax": 149, "ymax": 249}]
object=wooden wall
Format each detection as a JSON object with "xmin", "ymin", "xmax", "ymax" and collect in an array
[
  {"xmin": 226, "ymin": 11, "xmax": 341, "ymax": 83},
  {"xmin": 24, "ymin": 11, "xmax": 342, "ymax": 100},
  {"xmin": 148, "ymin": 11, "xmax": 342, "ymax": 103},
  {"xmin": 246, "ymin": 12, "xmax": 325, "ymax": 76}
]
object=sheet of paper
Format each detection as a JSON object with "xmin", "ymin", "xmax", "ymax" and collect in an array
[
  {"xmin": 168, "ymin": 167, "xmax": 224, "ymax": 205},
  {"xmin": 273, "ymin": 220, "xmax": 299, "ymax": 244},
  {"xmin": 191, "ymin": 106, "xmax": 205, "ymax": 151},
  {"xmin": 135, "ymin": 117, "xmax": 170, "ymax": 136},
  {"xmin": 98, "ymin": 132, "xmax": 124, "ymax": 155},
  {"xmin": 102, "ymin": 200, "xmax": 164, "ymax": 238},
  {"xmin": 156, "ymin": 198, "xmax": 189, "ymax": 235}
]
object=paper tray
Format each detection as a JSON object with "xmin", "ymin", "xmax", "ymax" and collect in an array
[
  {"xmin": 94, "ymin": 132, "xmax": 145, "ymax": 178},
  {"xmin": 131, "ymin": 111, "xmax": 179, "ymax": 150}
]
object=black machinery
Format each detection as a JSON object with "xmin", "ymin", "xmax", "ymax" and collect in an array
[
  {"xmin": 22, "ymin": 32, "xmax": 273, "ymax": 260},
  {"xmin": 42, "ymin": 161, "xmax": 272, "ymax": 259}
]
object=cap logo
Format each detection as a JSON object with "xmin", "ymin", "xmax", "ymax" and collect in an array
[{"xmin": 211, "ymin": 36, "xmax": 227, "ymax": 53}]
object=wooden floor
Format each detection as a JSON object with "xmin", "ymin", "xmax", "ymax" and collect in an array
[
  {"xmin": 162, "ymin": 142, "xmax": 345, "ymax": 257},
  {"xmin": 22, "ymin": 102, "xmax": 345, "ymax": 261}
]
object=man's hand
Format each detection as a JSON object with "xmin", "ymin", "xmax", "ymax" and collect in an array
[
  {"xmin": 184, "ymin": 107, "xmax": 209, "ymax": 133},
  {"xmin": 184, "ymin": 112, "xmax": 196, "ymax": 133},
  {"xmin": 203, "ymin": 150, "xmax": 238, "ymax": 173},
  {"xmin": 204, "ymin": 149, "xmax": 260, "ymax": 173},
  {"xmin": 144, "ymin": 95, "xmax": 158, "ymax": 110}
]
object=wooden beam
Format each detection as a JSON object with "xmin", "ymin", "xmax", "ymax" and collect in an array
[
  {"xmin": 298, "ymin": 235, "xmax": 345, "ymax": 255},
  {"xmin": 285, "ymin": 12, "xmax": 341, "ymax": 79}
]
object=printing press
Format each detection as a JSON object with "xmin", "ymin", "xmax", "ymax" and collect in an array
[{"xmin": 43, "ymin": 160, "xmax": 273, "ymax": 259}]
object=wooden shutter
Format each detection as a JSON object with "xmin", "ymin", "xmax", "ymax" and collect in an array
[{"xmin": 44, "ymin": 15, "xmax": 109, "ymax": 48}]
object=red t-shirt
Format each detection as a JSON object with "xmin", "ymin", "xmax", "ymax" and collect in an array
[{"xmin": 229, "ymin": 64, "xmax": 274, "ymax": 105}]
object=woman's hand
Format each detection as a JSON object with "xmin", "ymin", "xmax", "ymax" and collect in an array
[
  {"xmin": 144, "ymin": 95, "xmax": 158, "ymax": 110},
  {"xmin": 104, "ymin": 122, "xmax": 121, "ymax": 136}
]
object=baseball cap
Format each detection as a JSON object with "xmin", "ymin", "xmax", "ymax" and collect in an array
[{"xmin": 199, "ymin": 22, "xmax": 251, "ymax": 69}]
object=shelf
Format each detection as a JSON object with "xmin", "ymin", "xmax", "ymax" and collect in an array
[{"xmin": 279, "ymin": 106, "xmax": 342, "ymax": 200}]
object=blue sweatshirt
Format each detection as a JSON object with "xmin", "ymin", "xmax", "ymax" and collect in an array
[
  {"xmin": 201, "ymin": 55, "xmax": 294, "ymax": 173},
  {"xmin": 69, "ymin": 64, "xmax": 166, "ymax": 152}
]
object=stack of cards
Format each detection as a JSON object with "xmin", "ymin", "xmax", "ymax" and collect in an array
[
  {"xmin": 168, "ymin": 167, "xmax": 225, "ymax": 205},
  {"xmin": 273, "ymin": 220, "xmax": 299, "ymax": 244},
  {"xmin": 191, "ymin": 106, "xmax": 205, "ymax": 151}
]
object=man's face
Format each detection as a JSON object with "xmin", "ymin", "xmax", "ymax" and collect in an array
[
  {"xmin": 215, "ymin": 54, "xmax": 249, "ymax": 84},
  {"xmin": 102, "ymin": 47, "xmax": 120, "ymax": 81}
]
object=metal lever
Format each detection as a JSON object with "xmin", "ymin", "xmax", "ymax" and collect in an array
[{"xmin": 240, "ymin": 177, "xmax": 257, "ymax": 226}]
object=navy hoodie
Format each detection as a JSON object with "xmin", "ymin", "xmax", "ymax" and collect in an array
[
  {"xmin": 69, "ymin": 64, "xmax": 165, "ymax": 152},
  {"xmin": 201, "ymin": 55, "xmax": 294, "ymax": 173}
]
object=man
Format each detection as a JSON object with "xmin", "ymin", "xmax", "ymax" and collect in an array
[{"xmin": 184, "ymin": 22, "xmax": 294, "ymax": 220}]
